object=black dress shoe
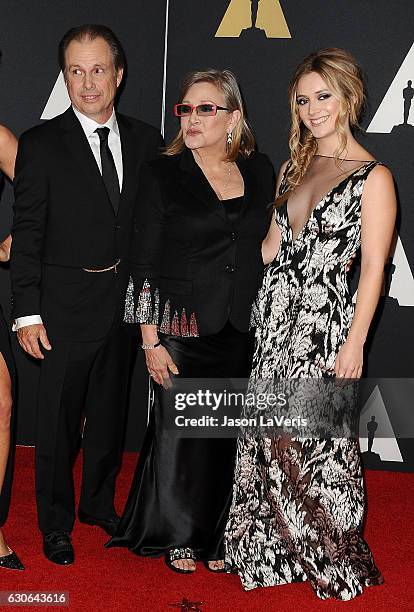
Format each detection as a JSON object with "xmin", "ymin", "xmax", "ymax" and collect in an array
[
  {"xmin": 78, "ymin": 511, "xmax": 120, "ymax": 536},
  {"xmin": 0, "ymin": 549, "xmax": 24, "ymax": 570},
  {"xmin": 43, "ymin": 531, "xmax": 74, "ymax": 565}
]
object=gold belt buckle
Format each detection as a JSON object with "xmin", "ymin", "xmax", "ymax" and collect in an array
[{"xmin": 82, "ymin": 259, "xmax": 121, "ymax": 273}]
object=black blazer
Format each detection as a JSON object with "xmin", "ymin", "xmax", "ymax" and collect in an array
[
  {"xmin": 127, "ymin": 148, "xmax": 275, "ymax": 336},
  {"xmin": 10, "ymin": 107, "xmax": 163, "ymax": 341}
]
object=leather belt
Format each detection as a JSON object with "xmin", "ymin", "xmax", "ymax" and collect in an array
[{"xmin": 82, "ymin": 258, "xmax": 121, "ymax": 273}]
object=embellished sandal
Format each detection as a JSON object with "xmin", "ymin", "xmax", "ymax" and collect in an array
[
  {"xmin": 165, "ymin": 547, "xmax": 196, "ymax": 574},
  {"xmin": 203, "ymin": 559, "xmax": 226, "ymax": 573},
  {"xmin": 0, "ymin": 547, "xmax": 24, "ymax": 571}
]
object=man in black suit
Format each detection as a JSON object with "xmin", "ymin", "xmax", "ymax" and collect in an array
[{"xmin": 10, "ymin": 24, "xmax": 163, "ymax": 565}]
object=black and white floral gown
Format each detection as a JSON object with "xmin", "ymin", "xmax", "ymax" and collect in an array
[{"xmin": 224, "ymin": 158, "xmax": 384, "ymax": 600}]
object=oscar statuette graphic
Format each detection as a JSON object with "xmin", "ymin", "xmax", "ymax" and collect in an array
[
  {"xmin": 403, "ymin": 80, "xmax": 414, "ymax": 124},
  {"xmin": 362, "ymin": 415, "xmax": 382, "ymax": 466},
  {"xmin": 215, "ymin": 0, "xmax": 290, "ymax": 38},
  {"xmin": 368, "ymin": 41, "xmax": 414, "ymax": 133}
]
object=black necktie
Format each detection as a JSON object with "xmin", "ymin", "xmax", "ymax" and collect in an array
[{"xmin": 95, "ymin": 127, "xmax": 120, "ymax": 214}]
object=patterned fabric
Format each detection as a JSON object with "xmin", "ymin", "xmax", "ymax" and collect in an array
[
  {"xmin": 123, "ymin": 277, "xmax": 199, "ymax": 336},
  {"xmin": 225, "ymin": 161, "xmax": 384, "ymax": 600},
  {"xmin": 123, "ymin": 277, "xmax": 137, "ymax": 324},
  {"xmin": 123, "ymin": 277, "xmax": 159, "ymax": 325}
]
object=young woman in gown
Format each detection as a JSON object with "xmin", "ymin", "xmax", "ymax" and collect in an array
[
  {"xmin": 0, "ymin": 122, "xmax": 24, "ymax": 570},
  {"xmin": 225, "ymin": 48, "xmax": 396, "ymax": 600}
]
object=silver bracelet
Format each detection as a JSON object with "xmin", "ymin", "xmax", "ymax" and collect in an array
[{"xmin": 141, "ymin": 340, "xmax": 161, "ymax": 350}]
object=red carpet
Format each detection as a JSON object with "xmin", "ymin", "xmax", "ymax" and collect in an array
[{"xmin": 1, "ymin": 448, "xmax": 413, "ymax": 611}]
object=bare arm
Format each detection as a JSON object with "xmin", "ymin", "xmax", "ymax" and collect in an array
[
  {"xmin": 335, "ymin": 165, "xmax": 397, "ymax": 378},
  {"xmin": 261, "ymin": 160, "xmax": 289, "ymax": 265}
]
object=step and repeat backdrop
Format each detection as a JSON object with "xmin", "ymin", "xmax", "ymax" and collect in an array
[{"xmin": 0, "ymin": 1, "xmax": 413, "ymax": 470}]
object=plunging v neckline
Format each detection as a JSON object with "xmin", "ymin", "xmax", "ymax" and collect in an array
[{"xmin": 286, "ymin": 161, "xmax": 375, "ymax": 243}]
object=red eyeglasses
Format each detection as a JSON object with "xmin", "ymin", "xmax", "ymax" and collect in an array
[{"xmin": 174, "ymin": 103, "xmax": 230, "ymax": 117}]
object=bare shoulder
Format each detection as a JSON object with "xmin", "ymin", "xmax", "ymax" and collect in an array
[
  {"xmin": 362, "ymin": 164, "xmax": 396, "ymax": 217},
  {"xmin": 364, "ymin": 163, "xmax": 394, "ymax": 192},
  {"xmin": 0, "ymin": 124, "xmax": 17, "ymax": 149}
]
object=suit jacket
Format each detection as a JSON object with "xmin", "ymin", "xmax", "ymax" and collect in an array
[
  {"xmin": 10, "ymin": 107, "xmax": 163, "ymax": 341},
  {"xmin": 126, "ymin": 148, "xmax": 276, "ymax": 336}
]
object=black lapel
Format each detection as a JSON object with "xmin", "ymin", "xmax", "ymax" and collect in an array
[
  {"xmin": 117, "ymin": 113, "xmax": 138, "ymax": 218},
  {"xmin": 59, "ymin": 107, "xmax": 114, "ymax": 215},
  {"xmin": 179, "ymin": 149, "xmax": 229, "ymax": 224}
]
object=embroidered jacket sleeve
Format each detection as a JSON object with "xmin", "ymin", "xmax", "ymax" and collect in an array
[{"xmin": 124, "ymin": 162, "xmax": 165, "ymax": 325}]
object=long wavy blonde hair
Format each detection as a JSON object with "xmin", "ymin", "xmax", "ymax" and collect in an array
[
  {"xmin": 277, "ymin": 48, "xmax": 366, "ymax": 204},
  {"xmin": 164, "ymin": 69, "xmax": 255, "ymax": 162}
]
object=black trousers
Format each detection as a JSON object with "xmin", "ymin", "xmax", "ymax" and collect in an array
[{"xmin": 35, "ymin": 322, "xmax": 133, "ymax": 533}]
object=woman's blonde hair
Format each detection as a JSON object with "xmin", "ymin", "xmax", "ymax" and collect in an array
[
  {"xmin": 278, "ymin": 48, "xmax": 366, "ymax": 203},
  {"xmin": 164, "ymin": 69, "xmax": 256, "ymax": 161}
]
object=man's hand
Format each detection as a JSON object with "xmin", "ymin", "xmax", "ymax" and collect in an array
[{"xmin": 17, "ymin": 323, "xmax": 52, "ymax": 359}]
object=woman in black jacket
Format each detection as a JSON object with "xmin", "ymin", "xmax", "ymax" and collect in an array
[{"xmin": 107, "ymin": 69, "xmax": 275, "ymax": 573}]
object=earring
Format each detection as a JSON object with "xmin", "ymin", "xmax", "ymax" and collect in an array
[{"xmin": 226, "ymin": 131, "xmax": 233, "ymax": 150}]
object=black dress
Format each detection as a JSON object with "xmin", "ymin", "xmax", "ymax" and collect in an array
[
  {"xmin": 108, "ymin": 196, "xmax": 256, "ymax": 560},
  {"xmin": 0, "ymin": 176, "xmax": 16, "ymax": 528}
]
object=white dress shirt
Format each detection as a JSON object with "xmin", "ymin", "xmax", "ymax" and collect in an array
[
  {"xmin": 72, "ymin": 105, "xmax": 123, "ymax": 190},
  {"xmin": 13, "ymin": 105, "xmax": 123, "ymax": 331}
]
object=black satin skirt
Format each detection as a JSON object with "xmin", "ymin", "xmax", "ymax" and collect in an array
[
  {"xmin": 107, "ymin": 321, "xmax": 253, "ymax": 560},
  {"xmin": 0, "ymin": 307, "xmax": 16, "ymax": 527}
]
